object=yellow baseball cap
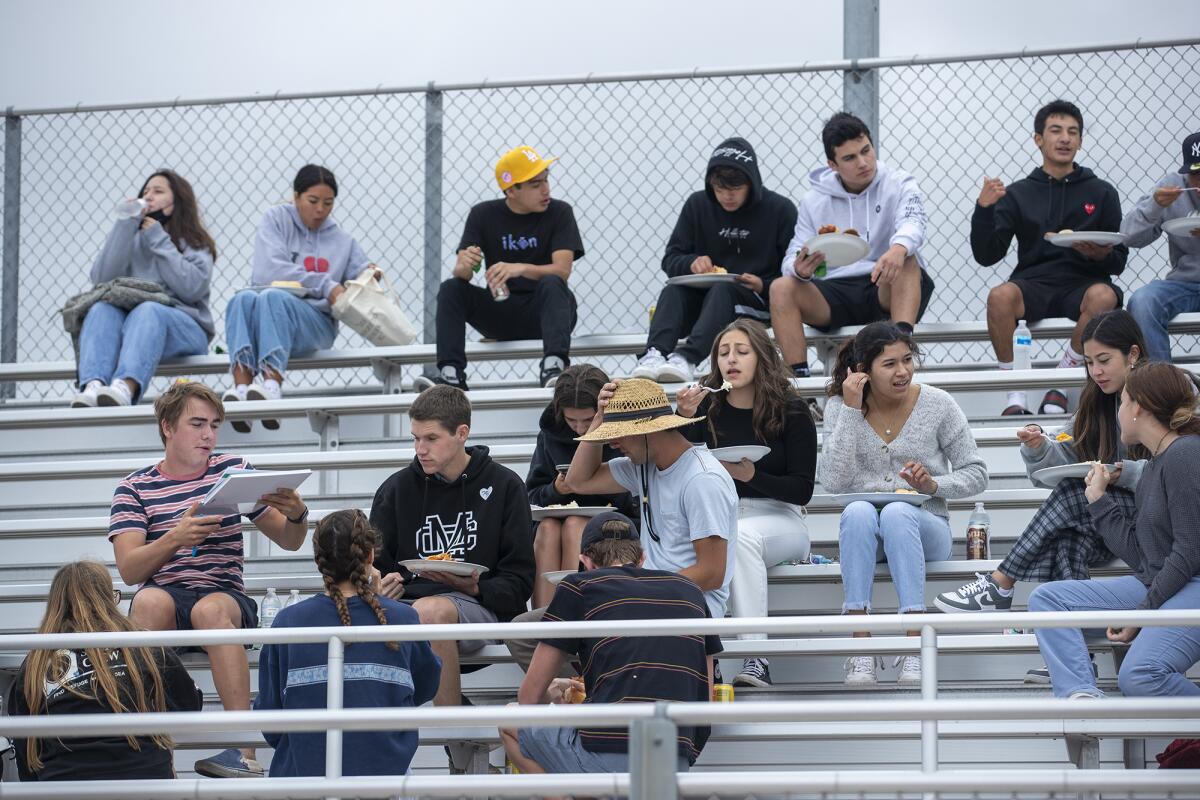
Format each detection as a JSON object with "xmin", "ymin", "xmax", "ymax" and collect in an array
[{"xmin": 495, "ymin": 146, "xmax": 557, "ymax": 191}]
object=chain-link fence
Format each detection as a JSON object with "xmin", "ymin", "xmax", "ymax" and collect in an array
[{"xmin": 3, "ymin": 40, "xmax": 1198, "ymax": 400}]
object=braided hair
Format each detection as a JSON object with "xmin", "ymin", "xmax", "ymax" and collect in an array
[{"xmin": 312, "ymin": 509, "xmax": 397, "ymax": 650}]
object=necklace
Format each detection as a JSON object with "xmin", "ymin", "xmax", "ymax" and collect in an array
[
  {"xmin": 1152, "ymin": 429, "xmax": 1175, "ymax": 458},
  {"xmin": 871, "ymin": 391, "xmax": 912, "ymax": 437}
]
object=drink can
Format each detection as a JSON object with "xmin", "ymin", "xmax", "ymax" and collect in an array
[
  {"xmin": 966, "ymin": 524, "xmax": 989, "ymax": 561},
  {"xmin": 492, "ymin": 282, "xmax": 509, "ymax": 302},
  {"xmin": 712, "ymin": 683, "xmax": 734, "ymax": 702},
  {"xmin": 648, "ymin": 303, "xmax": 656, "ymax": 324},
  {"xmin": 814, "ymin": 262, "xmax": 827, "ymax": 279},
  {"xmin": 505, "ymin": 756, "xmax": 520, "ymax": 774}
]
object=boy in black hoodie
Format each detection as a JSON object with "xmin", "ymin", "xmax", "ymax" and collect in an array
[
  {"xmin": 971, "ymin": 100, "xmax": 1128, "ymax": 416},
  {"xmin": 633, "ymin": 137, "xmax": 798, "ymax": 382},
  {"xmin": 370, "ymin": 385, "xmax": 535, "ymax": 706}
]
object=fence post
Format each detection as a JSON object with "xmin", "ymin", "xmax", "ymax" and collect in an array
[
  {"xmin": 422, "ymin": 88, "xmax": 443, "ymax": 383},
  {"xmin": 325, "ymin": 635, "xmax": 345, "ymax": 798},
  {"xmin": 1, "ymin": 109, "xmax": 21, "ymax": 401},
  {"xmin": 842, "ymin": 0, "xmax": 880, "ymax": 141},
  {"xmin": 629, "ymin": 701, "xmax": 678, "ymax": 800}
]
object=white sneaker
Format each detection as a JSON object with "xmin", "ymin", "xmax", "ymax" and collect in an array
[
  {"xmin": 71, "ymin": 380, "xmax": 104, "ymax": 408},
  {"xmin": 246, "ymin": 381, "xmax": 282, "ymax": 431},
  {"xmin": 632, "ymin": 348, "xmax": 666, "ymax": 379},
  {"xmin": 894, "ymin": 654, "xmax": 922, "ymax": 685},
  {"xmin": 844, "ymin": 655, "xmax": 880, "ymax": 687},
  {"xmin": 96, "ymin": 379, "xmax": 133, "ymax": 407},
  {"xmin": 657, "ymin": 352, "xmax": 693, "ymax": 383},
  {"xmin": 225, "ymin": 386, "xmax": 250, "ymax": 433}
]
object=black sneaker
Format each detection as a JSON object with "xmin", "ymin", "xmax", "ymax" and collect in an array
[
  {"xmin": 1025, "ymin": 653, "xmax": 1097, "ymax": 685},
  {"xmin": 539, "ymin": 356, "xmax": 566, "ymax": 388},
  {"xmin": 733, "ymin": 657, "xmax": 772, "ymax": 688},
  {"xmin": 934, "ymin": 572, "xmax": 1014, "ymax": 613},
  {"xmin": 415, "ymin": 367, "xmax": 469, "ymax": 392}
]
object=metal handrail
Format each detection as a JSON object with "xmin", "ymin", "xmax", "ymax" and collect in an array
[{"xmin": 6, "ymin": 38, "xmax": 1197, "ymax": 117}]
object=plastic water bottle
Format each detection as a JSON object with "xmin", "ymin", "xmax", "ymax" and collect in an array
[
  {"xmin": 285, "ymin": 589, "xmax": 302, "ymax": 607},
  {"xmin": 1012, "ymin": 320, "xmax": 1032, "ymax": 371},
  {"xmin": 256, "ymin": 588, "xmax": 283, "ymax": 650},
  {"xmin": 114, "ymin": 198, "xmax": 146, "ymax": 219},
  {"xmin": 966, "ymin": 502, "xmax": 992, "ymax": 561}
]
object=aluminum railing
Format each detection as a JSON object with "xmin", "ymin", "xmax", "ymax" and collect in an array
[{"xmin": 2, "ymin": 610, "xmax": 1199, "ymax": 799}]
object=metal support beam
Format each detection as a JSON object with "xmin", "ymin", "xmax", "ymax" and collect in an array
[
  {"xmin": 324, "ymin": 636, "xmax": 344, "ymax": 800},
  {"xmin": 920, "ymin": 624, "xmax": 938, "ymax": 798},
  {"xmin": 422, "ymin": 90, "xmax": 443, "ymax": 382},
  {"xmin": 2, "ymin": 110, "xmax": 22, "ymax": 400},
  {"xmin": 370, "ymin": 357, "xmax": 405, "ymax": 438},
  {"xmin": 306, "ymin": 411, "xmax": 341, "ymax": 495},
  {"xmin": 843, "ymin": 0, "xmax": 880, "ymax": 142},
  {"xmin": 630, "ymin": 701, "xmax": 678, "ymax": 800}
]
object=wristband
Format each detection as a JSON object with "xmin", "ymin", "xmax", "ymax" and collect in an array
[{"xmin": 287, "ymin": 505, "xmax": 310, "ymax": 525}]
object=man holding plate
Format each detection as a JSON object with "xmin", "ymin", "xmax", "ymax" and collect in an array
[
  {"xmin": 771, "ymin": 112, "xmax": 935, "ymax": 379},
  {"xmin": 1123, "ymin": 131, "xmax": 1200, "ymax": 362},
  {"xmin": 971, "ymin": 100, "xmax": 1128, "ymax": 416},
  {"xmin": 370, "ymin": 385, "xmax": 535, "ymax": 708}
]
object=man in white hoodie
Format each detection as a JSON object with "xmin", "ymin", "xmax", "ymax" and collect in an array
[{"xmin": 770, "ymin": 113, "xmax": 933, "ymax": 376}]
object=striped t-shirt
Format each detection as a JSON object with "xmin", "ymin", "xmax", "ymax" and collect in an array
[
  {"xmin": 108, "ymin": 453, "xmax": 267, "ymax": 592},
  {"xmin": 540, "ymin": 565, "xmax": 722, "ymax": 763}
]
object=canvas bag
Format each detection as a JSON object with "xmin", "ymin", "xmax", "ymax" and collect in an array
[{"xmin": 330, "ymin": 268, "xmax": 416, "ymax": 346}]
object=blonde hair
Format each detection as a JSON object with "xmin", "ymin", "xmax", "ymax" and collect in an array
[{"xmin": 22, "ymin": 562, "xmax": 172, "ymax": 771}]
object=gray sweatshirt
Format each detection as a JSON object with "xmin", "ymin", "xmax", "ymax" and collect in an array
[
  {"xmin": 819, "ymin": 385, "xmax": 989, "ymax": 519},
  {"xmin": 1120, "ymin": 171, "xmax": 1200, "ymax": 283},
  {"xmin": 1088, "ymin": 434, "xmax": 1200, "ymax": 609},
  {"xmin": 89, "ymin": 217, "xmax": 214, "ymax": 338},
  {"xmin": 1021, "ymin": 416, "xmax": 1145, "ymax": 491},
  {"xmin": 251, "ymin": 204, "xmax": 371, "ymax": 316}
]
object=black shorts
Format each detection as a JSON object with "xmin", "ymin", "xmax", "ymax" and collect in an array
[
  {"xmin": 812, "ymin": 269, "xmax": 936, "ymax": 331},
  {"xmin": 135, "ymin": 582, "xmax": 258, "ymax": 631},
  {"xmin": 1008, "ymin": 273, "xmax": 1123, "ymax": 322}
]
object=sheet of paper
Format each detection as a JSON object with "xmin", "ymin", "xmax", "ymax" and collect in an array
[{"xmin": 197, "ymin": 468, "xmax": 312, "ymax": 514}]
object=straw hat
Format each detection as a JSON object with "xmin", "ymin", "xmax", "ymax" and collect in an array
[{"xmin": 575, "ymin": 378, "xmax": 703, "ymax": 442}]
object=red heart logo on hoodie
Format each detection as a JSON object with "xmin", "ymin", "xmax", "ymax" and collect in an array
[
  {"xmin": 1084, "ymin": 203, "xmax": 1096, "ymax": 215},
  {"xmin": 303, "ymin": 256, "xmax": 330, "ymax": 273}
]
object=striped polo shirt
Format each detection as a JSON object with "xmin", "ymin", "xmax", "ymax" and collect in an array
[
  {"xmin": 540, "ymin": 565, "xmax": 722, "ymax": 763},
  {"xmin": 108, "ymin": 453, "xmax": 266, "ymax": 592}
]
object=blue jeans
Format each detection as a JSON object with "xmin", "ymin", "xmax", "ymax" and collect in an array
[
  {"xmin": 518, "ymin": 726, "xmax": 690, "ymax": 774},
  {"xmin": 77, "ymin": 301, "xmax": 208, "ymax": 402},
  {"xmin": 1126, "ymin": 279, "xmax": 1200, "ymax": 362},
  {"xmin": 1029, "ymin": 574, "xmax": 1200, "ymax": 698},
  {"xmin": 225, "ymin": 289, "xmax": 336, "ymax": 375},
  {"xmin": 839, "ymin": 501, "xmax": 952, "ymax": 613}
]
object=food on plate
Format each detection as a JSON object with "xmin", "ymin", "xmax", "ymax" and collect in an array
[
  {"xmin": 426, "ymin": 552, "xmax": 455, "ymax": 561},
  {"xmin": 564, "ymin": 678, "xmax": 587, "ymax": 704},
  {"xmin": 711, "ymin": 266, "xmax": 727, "ymax": 274},
  {"xmin": 817, "ymin": 224, "xmax": 838, "ymax": 235},
  {"xmin": 842, "ymin": 228, "xmax": 860, "ymax": 237},
  {"xmin": 1055, "ymin": 432, "xmax": 1074, "ymax": 443},
  {"xmin": 270, "ymin": 280, "xmax": 304, "ymax": 288},
  {"xmin": 544, "ymin": 501, "xmax": 581, "ymax": 509},
  {"xmin": 894, "ymin": 488, "xmax": 919, "ymax": 494}
]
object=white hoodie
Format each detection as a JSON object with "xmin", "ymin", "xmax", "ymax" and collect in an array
[{"xmin": 781, "ymin": 160, "xmax": 927, "ymax": 281}]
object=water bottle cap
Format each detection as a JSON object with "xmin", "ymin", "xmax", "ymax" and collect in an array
[
  {"xmin": 266, "ymin": 587, "xmax": 276, "ymax": 593},
  {"xmin": 974, "ymin": 502, "xmax": 985, "ymax": 511}
]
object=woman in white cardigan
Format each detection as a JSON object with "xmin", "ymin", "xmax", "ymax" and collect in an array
[{"xmin": 819, "ymin": 322, "xmax": 988, "ymax": 687}]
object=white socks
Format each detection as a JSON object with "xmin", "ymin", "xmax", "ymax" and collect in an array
[
  {"xmin": 1000, "ymin": 362, "xmax": 1027, "ymax": 408},
  {"xmin": 1058, "ymin": 344, "xmax": 1084, "ymax": 369}
]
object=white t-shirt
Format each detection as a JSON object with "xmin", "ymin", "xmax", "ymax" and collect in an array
[{"xmin": 608, "ymin": 445, "xmax": 738, "ymax": 617}]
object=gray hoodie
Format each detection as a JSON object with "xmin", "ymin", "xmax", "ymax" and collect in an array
[
  {"xmin": 251, "ymin": 204, "xmax": 371, "ymax": 316},
  {"xmin": 1120, "ymin": 171, "xmax": 1200, "ymax": 283},
  {"xmin": 89, "ymin": 217, "xmax": 214, "ymax": 338}
]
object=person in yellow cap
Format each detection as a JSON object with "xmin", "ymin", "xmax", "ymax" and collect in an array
[{"xmin": 415, "ymin": 146, "xmax": 584, "ymax": 392}]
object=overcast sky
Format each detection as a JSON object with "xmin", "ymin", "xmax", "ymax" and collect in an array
[{"xmin": 1, "ymin": 0, "xmax": 1196, "ymax": 110}]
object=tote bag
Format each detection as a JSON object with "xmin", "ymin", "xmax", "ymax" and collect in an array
[{"xmin": 331, "ymin": 268, "xmax": 417, "ymax": 346}]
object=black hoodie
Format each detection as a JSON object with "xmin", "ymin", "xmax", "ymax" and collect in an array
[
  {"xmin": 970, "ymin": 164, "xmax": 1128, "ymax": 281},
  {"xmin": 370, "ymin": 445, "xmax": 534, "ymax": 621},
  {"xmin": 661, "ymin": 137, "xmax": 798, "ymax": 296},
  {"xmin": 525, "ymin": 406, "xmax": 639, "ymax": 520}
]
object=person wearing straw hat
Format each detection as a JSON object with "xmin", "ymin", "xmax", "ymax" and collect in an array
[{"xmin": 564, "ymin": 378, "xmax": 738, "ymax": 619}]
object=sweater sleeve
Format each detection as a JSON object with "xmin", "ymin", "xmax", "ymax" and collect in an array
[
  {"xmin": 1021, "ymin": 420, "xmax": 1077, "ymax": 485},
  {"xmin": 761, "ymin": 198, "xmax": 798, "ymax": 297},
  {"xmin": 890, "ymin": 174, "xmax": 927, "ymax": 257},
  {"xmin": 526, "ymin": 432, "xmax": 565, "ymax": 507},
  {"xmin": 1095, "ymin": 184, "xmax": 1129, "ymax": 277},
  {"xmin": 1114, "ymin": 458, "xmax": 1146, "ymax": 491},
  {"xmin": 745, "ymin": 403, "xmax": 817, "ymax": 505},
  {"xmin": 1087, "ymin": 493, "xmax": 1142, "ymax": 571},
  {"xmin": 1142, "ymin": 466, "xmax": 1200, "ymax": 610},
  {"xmin": 1120, "ymin": 176, "xmax": 1171, "ymax": 248},
  {"xmin": 369, "ymin": 476, "xmax": 401, "ymax": 576},
  {"xmin": 816, "ymin": 397, "xmax": 864, "ymax": 495},
  {"xmin": 780, "ymin": 201, "xmax": 817, "ymax": 279},
  {"xmin": 930, "ymin": 397, "xmax": 989, "ymax": 499},
  {"xmin": 140, "ymin": 224, "xmax": 213, "ymax": 305},
  {"xmin": 90, "ymin": 218, "xmax": 139, "ymax": 284},
  {"xmin": 970, "ymin": 196, "xmax": 1017, "ymax": 267},
  {"xmin": 475, "ymin": 475, "xmax": 535, "ymax": 620},
  {"xmin": 408, "ymin": 640, "xmax": 442, "ymax": 707},
  {"xmin": 662, "ymin": 197, "xmax": 700, "ymax": 277}
]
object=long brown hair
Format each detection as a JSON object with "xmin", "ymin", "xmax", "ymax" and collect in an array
[
  {"xmin": 826, "ymin": 321, "xmax": 920, "ymax": 415},
  {"xmin": 22, "ymin": 561, "xmax": 171, "ymax": 771},
  {"xmin": 1123, "ymin": 362, "xmax": 1200, "ymax": 439},
  {"xmin": 313, "ymin": 510, "xmax": 397, "ymax": 650},
  {"xmin": 700, "ymin": 319, "xmax": 805, "ymax": 443},
  {"xmin": 1073, "ymin": 310, "xmax": 1148, "ymax": 462},
  {"xmin": 551, "ymin": 364, "xmax": 610, "ymax": 426},
  {"xmin": 138, "ymin": 169, "xmax": 217, "ymax": 260}
]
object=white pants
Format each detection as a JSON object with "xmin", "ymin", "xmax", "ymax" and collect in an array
[{"xmin": 729, "ymin": 497, "xmax": 809, "ymax": 641}]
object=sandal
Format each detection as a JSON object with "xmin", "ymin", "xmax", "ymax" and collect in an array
[
  {"xmin": 1039, "ymin": 389, "xmax": 1069, "ymax": 415},
  {"xmin": 1002, "ymin": 404, "xmax": 1033, "ymax": 416}
]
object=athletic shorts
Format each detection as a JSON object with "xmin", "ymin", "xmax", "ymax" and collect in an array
[
  {"xmin": 403, "ymin": 591, "xmax": 497, "ymax": 654},
  {"xmin": 812, "ymin": 269, "xmax": 935, "ymax": 331},
  {"xmin": 135, "ymin": 582, "xmax": 258, "ymax": 631},
  {"xmin": 1008, "ymin": 273, "xmax": 1123, "ymax": 322}
]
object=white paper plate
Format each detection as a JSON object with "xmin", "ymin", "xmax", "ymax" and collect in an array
[
  {"xmin": 542, "ymin": 569, "xmax": 576, "ymax": 586},
  {"xmin": 710, "ymin": 445, "xmax": 772, "ymax": 463},
  {"xmin": 249, "ymin": 284, "xmax": 309, "ymax": 297},
  {"xmin": 802, "ymin": 233, "xmax": 870, "ymax": 268},
  {"xmin": 400, "ymin": 559, "xmax": 490, "ymax": 577},
  {"xmin": 1031, "ymin": 463, "xmax": 1117, "ymax": 487},
  {"xmin": 531, "ymin": 505, "xmax": 615, "ymax": 521},
  {"xmin": 1162, "ymin": 216, "xmax": 1200, "ymax": 237},
  {"xmin": 666, "ymin": 273, "xmax": 739, "ymax": 287},
  {"xmin": 1045, "ymin": 231, "xmax": 1126, "ymax": 247},
  {"xmin": 832, "ymin": 492, "xmax": 931, "ymax": 508}
]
